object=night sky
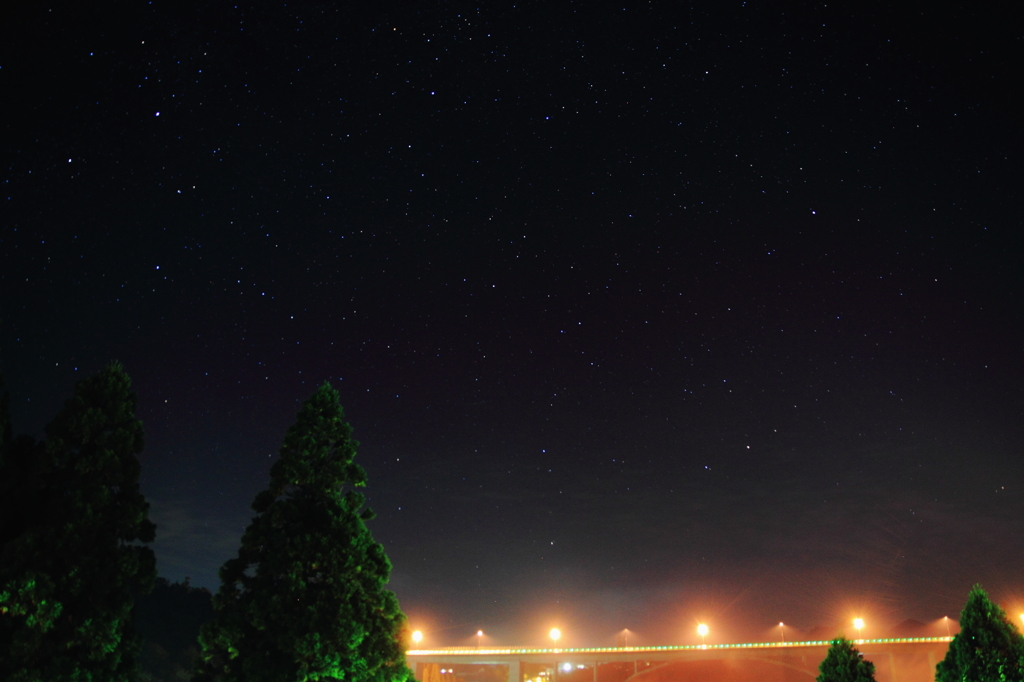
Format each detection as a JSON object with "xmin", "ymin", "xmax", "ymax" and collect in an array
[{"xmin": 2, "ymin": 0, "xmax": 1022, "ymax": 648}]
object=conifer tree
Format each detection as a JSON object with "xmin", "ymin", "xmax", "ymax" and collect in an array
[
  {"xmin": 0, "ymin": 363, "xmax": 156, "ymax": 682},
  {"xmin": 196, "ymin": 382, "xmax": 412, "ymax": 682},
  {"xmin": 936, "ymin": 584, "xmax": 1024, "ymax": 682},
  {"xmin": 816, "ymin": 637, "xmax": 877, "ymax": 682}
]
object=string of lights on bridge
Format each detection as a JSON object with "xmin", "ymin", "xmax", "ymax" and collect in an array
[
  {"xmin": 407, "ymin": 636, "xmax": 954, "ymax": 657},
  {"xmin": 408, "ymin": 613, "xmax": 1024, "ymax": 657},
  {"xmin": 407, "ymin": 618, "xmax": 958, "ymax": 656}
]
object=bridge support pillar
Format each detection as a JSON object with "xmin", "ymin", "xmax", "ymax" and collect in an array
[{"xmin": 507, "ymin": 660, "xmax": 521, "ymax": 682}]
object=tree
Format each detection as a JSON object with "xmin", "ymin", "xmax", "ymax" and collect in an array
[
  {"xmin": 0, "ymin": 374, "xmax": 51, "ymax": 561},
  {"xmin": 0, "ymin": 363, "xmax": 156, "ymax": 682},
  {"xmin": 816, "ymin": 637, "xmax": 877, "ymax": 682},
  {"xmin": 936, "ymin": 584, "xmax": 1024, "ymax": 682},
  {"xmin": 196, "ymin": 382, "xmax": 413, "ymax": 682}
]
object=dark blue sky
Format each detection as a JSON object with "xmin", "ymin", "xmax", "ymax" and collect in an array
[{"xmin": 2, "ymin": 0, "xmax": 1021, "ymax": 646}]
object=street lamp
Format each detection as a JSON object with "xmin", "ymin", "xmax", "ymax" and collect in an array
[
  {"xmin": 697, "ymin": 623, "xmax": 709, "ymax": 647},
  {"xmin": 618, "ymin": 629, "xmax": 630, "ymax": 648},
  {"xmin": 779, "ymin": 622, "xmax": 785, "ymax": 643},
  {"xmin": 853, "ymin": 618, "xmax": 864, "ymax": 641},
  {"xmin": 944, "ymin": 616, "xmax": 951, "ymax": 638},
  {"xmin": 550, "ymin": 628, "xmax": 562, "ymax": 644},
  {"xmin": 412, "ymin": 630, "xmax": 424, "ymax": 645},
  {"xmin": 477, "ymin": 630, "xmax": 483, "ymax": 648}
]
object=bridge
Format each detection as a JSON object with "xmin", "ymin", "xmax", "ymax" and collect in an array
[{"xmin": 408, "ymin": 638, "xmax": 951, "ymax": 682}]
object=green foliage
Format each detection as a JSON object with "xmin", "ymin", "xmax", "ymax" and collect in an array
[
  {"xmin": 936, "ymin": 585, "xmax": 1024, "ymax": 682},
  {"xmin": 0, "ymin": 363, "xmax": 157, "ymax": 682},
  {"xmin": 816, "ymin": 637, "xmax": 877, "ymax": 682},
  {"xmin": 196, "ymin": 383, "xmax": 413, "ymax": 682}
]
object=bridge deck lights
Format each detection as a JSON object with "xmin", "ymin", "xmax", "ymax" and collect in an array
[{"xmin": 405, "ymin": 636, "xmax": 953, "ymax": 658}]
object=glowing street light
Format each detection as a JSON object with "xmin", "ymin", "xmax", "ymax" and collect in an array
[
  {"xmin": 550, "ymin": 628, "xmax": 562, "ymax": 643},
  {"xmin": 944, "ymin": 616, "xmax": 951, "ymax": 638},
  {"xmin": 779, "ymin": 622, "xmax": 786, "ymax": 643},
  {"xmin": 697, "ymin": 623, "xmax": 709, "ymax": 647},
  {"xmin": 412, "ymin": 630, "xmax": 424, "ymax": 645},
  {"xmin": 477, "ymin": 630, "xmax": 484, "ymax": 648},
  {"xmin": 618, "ymin": 628, "xmax": 630, "ymax": 648},
  {"xmin": 853, "ymin": 618, "xmax": 864, "ymax": 641}
]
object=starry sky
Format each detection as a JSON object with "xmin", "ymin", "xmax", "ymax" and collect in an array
[{"xmin": 2, "ymin": 0, "xmax": 1022, "ymax": 648}]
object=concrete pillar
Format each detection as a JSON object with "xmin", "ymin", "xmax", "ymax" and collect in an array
[
  {"xmin": 507, "ymin": 660, "xmax": 521, "ymax": 682},
  {"xmin": 592, "ymin": 662, "xmax": 598, "ymax": 682}
]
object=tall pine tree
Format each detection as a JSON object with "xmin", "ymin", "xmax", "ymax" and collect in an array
[
  {"xmin": 936, "ymin": 585, "xmax": 1024, "ymax": 682},
  {"xmin": 0, "ymin": 362, "xmax": 157, "ymax": 682},
  {"xmin": 816, "ymin": 637, "xmax": 877, "ymax": 682},
  {"xmin": 0, "ymin": 374, "xmax": 55, "ymax": 674},
  {"xmin": 196, "ymin": 382, "xmax": 412, "ymax": 682}
]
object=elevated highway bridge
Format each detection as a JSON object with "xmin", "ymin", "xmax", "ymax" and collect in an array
[{"xmin": 409, "ymin": 637, "xmax": 951, "ymax": 682}]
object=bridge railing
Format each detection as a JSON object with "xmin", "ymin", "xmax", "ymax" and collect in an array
[{"xmin": 408, "ymin": 636, "xmax": 952, "ymax": 657}]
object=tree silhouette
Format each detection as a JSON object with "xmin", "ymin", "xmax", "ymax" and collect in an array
[
  {"xmin": 196, "ymin": 382, "xmax": 412, "ymax": 682},
  {"xmin": 0, "ymin": 363, "xmax": 156, "ymax": 682},
  {"xmin": 936, "ymin": 584, "xmax": 1024, "ymax": 682},
  {"xmin": 816, "ymin": 637, "xmax": 876, "ymax": 682}
]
